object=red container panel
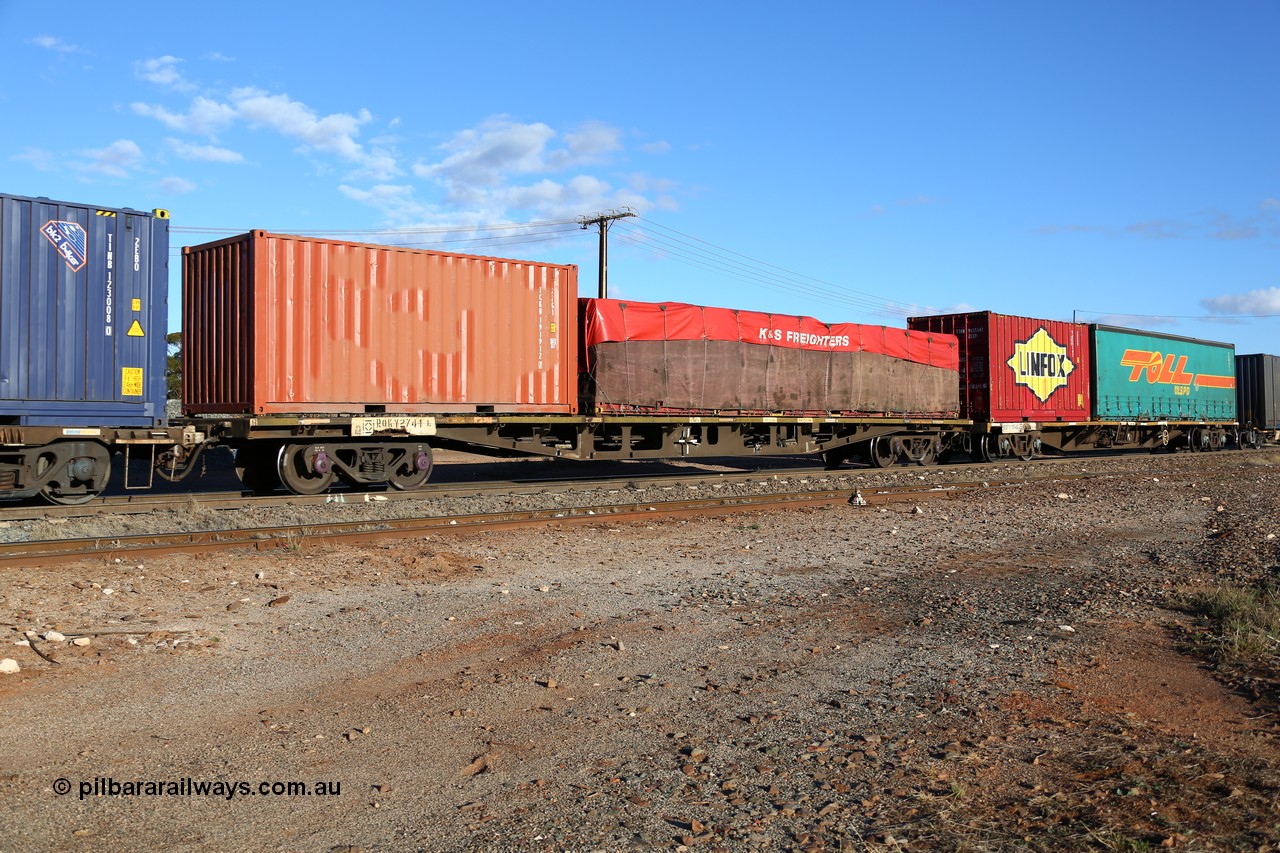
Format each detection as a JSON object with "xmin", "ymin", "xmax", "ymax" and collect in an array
[
  {"xmin": 183, "ymin": 232, "xmax": 577, "ymax": 414},
  {"xmin": 907, "ymin": 311, "xmax": 1091, "ymax": 422}
]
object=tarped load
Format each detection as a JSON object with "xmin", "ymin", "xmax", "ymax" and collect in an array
[{"xmin": 580, "ymin": 299, "xmax": 960, "ymax": 416}]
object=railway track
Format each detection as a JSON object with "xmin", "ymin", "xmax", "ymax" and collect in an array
[
  {"xmin": 0, "ymin": 464, "xmax": 838, "ymax": 520},
  {"xmin": 0, "ymin": 448, "xmax": 1141, "ymax": 522},
  {"xmin": 0, "ymin": 479, "xmax": 984, "ymax": 567},
  {"xmin": 1, "ymin": 449, "xmax": 1264, "ymax": 566}
]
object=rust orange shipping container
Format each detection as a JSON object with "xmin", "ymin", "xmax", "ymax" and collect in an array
[{"xmin": 183, "ymin": 232, "xmax": 577, "ymax": 415}]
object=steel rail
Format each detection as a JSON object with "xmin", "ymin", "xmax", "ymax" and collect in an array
[
  {"xmin": 0, "ymin": 448, "xmax": 1133, "ymax": 521},
  {"xmin": 0, "ymin": 465, "xmax": 845, "ymax": 521},
  {"xmin": 0, "ymin": 483, "xmax": 969, "ymax": 568}
]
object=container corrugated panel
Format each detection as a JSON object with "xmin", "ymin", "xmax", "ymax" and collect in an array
[
  {"xmin": 1090, "ymin": 326, "xmax": 1236, "ymax": 421},
  {"xmin": 1236, "ymin": 354, "xmax": 1280, "ymax": 429},
  {"xmin": 907, "ymin": 311, "xmax": 1090, "ymax": 422},
  {"xmin": 0, "ymin": 192, "xmax": 169, "ymax": 426},
  {"xmin": 183, "ymin": 232, "xmax": 577, "ymax": 414}
]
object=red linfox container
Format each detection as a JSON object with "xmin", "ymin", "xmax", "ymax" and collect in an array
[
  {"xmin": 907, "ymin": 311, "xmax": 1090, "ymax": 422},
  {"xmin": 183, "ymin": 232, "xmax": 577, "ymax": 415}
]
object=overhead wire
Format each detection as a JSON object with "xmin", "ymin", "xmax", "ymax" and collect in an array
[
  {"xmin": 615, "ymin": 218, "xmax": 912, "ymax": 317},
  {"xmin": 167, "ymin": 222, "xmax": 582, "ymax": 256},
  {"xmin": 1074, "ymin": 309, "xmax": 1280, "ymax": 320}
]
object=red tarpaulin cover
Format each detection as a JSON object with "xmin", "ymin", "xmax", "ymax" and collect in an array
[{"xmin": 581, "ymin": 299, "xmax": 959, "ymax": 370}]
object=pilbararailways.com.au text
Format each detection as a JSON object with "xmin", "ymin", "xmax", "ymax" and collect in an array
[{"xmin": 55, "ymin": 777, "xmax": 342, "ymax": 801}]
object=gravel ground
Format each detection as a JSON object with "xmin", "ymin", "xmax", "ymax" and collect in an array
[{"xmin": 1, "ymin": 450, "xmax": 1277, "ymax": 851}]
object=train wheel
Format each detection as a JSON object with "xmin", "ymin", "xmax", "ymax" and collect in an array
[
  {"xmin": 235, "ymin": 445, "xmax": 280, "ymax": 494},
  {"xmin": 822, "ymin": 448, "xmax": 852, "ymax": 470},
  {"xmin": 388, "ymin": 444, "xmax": 434, "ymax": 491},
  {"xmin": 914, "ymin": 439, "xmax": 939, "ymax": 466},
  {"xmin": 37, "ymin": 443, "xmax": 111, "ymax": 505},
  {"xmin": 277, "ymin": 444, "xmax": 336, "ymax": 495},
  {"xmin": 867, "ymin": 436, "xmax": 898, "ymax": 468},
  {"xmin": 971, "ymin": 434, "xmax": 994, "ymax": 463}
]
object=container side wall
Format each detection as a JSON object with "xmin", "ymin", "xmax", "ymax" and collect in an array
[
  {"xmin": 183, "ymin": 233, "xmax": 576, "ymax": 414},
  {"xmin": 907, "ymin": 312, "xmax": 1090, "ymax": 422},
  {"xmin": 0, "ymin": 192, "xmax": 167, "ymax": 426},
  {"xmin": 1090, "ymin": 326, "xmax": 1236, "ymax": 421},
  {"xmin": 1235, "ymin": 353, "xmax": 1280, "ymax": 429}
]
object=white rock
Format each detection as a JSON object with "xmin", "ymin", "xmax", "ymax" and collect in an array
[
  {"xmin": 13, "ymin": 639, "xmax": 29, "ymax": 647},
  {"xmin": 102, "ymin": 588, "xmax": 115, "ymax": 596},
  {"xmin": 73, "ymin": 637, "xmax": 92, "ymax": 647},
  {"xmin": 0, "ymin": 659, "xmax": 19, "ymax": 674},
  {"xmin": 1056, "ymin": 493, "xmax": 1070, "ymax": 500},
  {"xmin": 43, "ymin": 631, "xmax": 67, "ymax": 643},
  {"xmin": 1058, "ymin": 625, "xmax": 1076, "ymax": 633}
]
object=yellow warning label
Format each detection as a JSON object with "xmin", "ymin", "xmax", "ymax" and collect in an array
[
  {"xmin": 126, "ymin": 319, "xmax": 145, "ymax": 337},
  {"xmin": 131, "ymin": 298, "xmax": 141, "ymax": 311},
  {"xmin": 122, "ymin": 367, "xmax": 144, "ymax": 396}
]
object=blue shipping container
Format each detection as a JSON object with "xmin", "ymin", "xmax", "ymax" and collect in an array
[
  {"xmin": 1090, "ymin": 325, "xmax": 1236, "ymax": 422},
  {"xmin": 0, "ymin": 192, "xmax": 169, "ymax": 426}
]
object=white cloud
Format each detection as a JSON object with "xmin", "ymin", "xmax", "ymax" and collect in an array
[
  {"xmin": 406, "ymin": 117, "xmax": 662, "ymax": 221},
  {"xmin": 31, "ymin": 35, "xmax": 82, "ymax": 54},
  {"xmin": 1202, "ymin": 287, "xmax": 1280, "ymax": 317},
  {"xmin": 11, "ymin": 147, "xmax": 55, "ymax": 171},
  {"xmin": 134, "ymin": 87, "xmax": 395, "ymax": 177},
  {"xmin": 338, "ymin": 184, "xmax": 431, "ymax": 222},
  {"xmin": 205, "ymin": 51, "xmax": 234, "ymax": 62},
  {"xmin": 134, "ymin": 56, "xmax": 194, "ymax": 92},
  {"xmin": 230, "ymin": 88, "xmax": 371, "ymax": 162},
  {"xmin": 416, "ymin": 118, "xmax": 558, "ymax": 185},
  {"xmin": 557, "ymin": 121, "xmax": 623, "ymax": 164},
  {"xmin": 132, "ymin": 97, "xmax": 237, "ymax": 135},
  {"xmin": 639, "ymin": 140, "xmax": 672, "ymax": 155},
  {"xmin": 160, "ymin": 177, "xmax": 197, "ymax": 194},
  {"xmin": 1037, "ymin": 204, "xmax": 1280, "ymax": 242},
  {"xmin": 76, "ymin": 139, "xmax": 143, "ymax": 179},
  {"xmin": 165, "ymin": 138, "xmax": 245, "ymax": 164}
]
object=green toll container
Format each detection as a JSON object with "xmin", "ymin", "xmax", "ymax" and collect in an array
[{"xmin": 1090, "ymin": 325, "xmax": 1236, "ymax": 422}]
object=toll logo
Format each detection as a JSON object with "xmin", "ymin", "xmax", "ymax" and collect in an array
[
  {"xmin": 41, "ymin": 220, "xmax": 88, "ymax": 272},
  {"xmin": 1120, "ymin": 349, "xmax": 1236, "ymax": 390},
  {"xmin": 1007, "ymin": 327, "xmax": 1075, "ymax": 402}
]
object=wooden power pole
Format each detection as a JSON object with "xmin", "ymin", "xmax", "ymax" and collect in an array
[{"xmin": 578, "ymin": 208, "xmax": 635, "ymax": 298}]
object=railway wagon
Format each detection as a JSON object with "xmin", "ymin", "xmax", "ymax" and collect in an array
[
  {"xmin": 1091, "ymin": 325, "xmax": 1236, "ymax": 450},
  {"xmin": 907, "ymin": 311, "xmax": 1237, "ymax": 458},
  {"xmin": 181, "ymin": 231, "xmax": 579, "ymax": 493},
  {"xmin": 580, "ymin": 298, "xmax": 959, "ymax": 416},
  {"xmin": 1235, "ymin": 353, "xmax": 1280, "ymax": 445},
  {"xmin": 0, "ymin": 192, "xmax": 196, "ymax": 504},
  {"xmin": 578, "ymin": 298, "xmax": 962, "ymax": 467},
  {"xmin": 905, "ymin": 311, "xmax": 1091, "ymax": 460}
]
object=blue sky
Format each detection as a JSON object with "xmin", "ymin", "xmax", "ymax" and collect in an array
[{"xmin": 2, "ymin": 2, "xmax": 1277, "ymax": 354}]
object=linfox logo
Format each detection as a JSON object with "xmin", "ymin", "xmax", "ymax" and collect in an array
[{"xmin": 1007, "ymin": 327, "xmax": 1075, "ymax": 402}]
